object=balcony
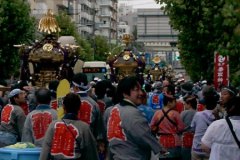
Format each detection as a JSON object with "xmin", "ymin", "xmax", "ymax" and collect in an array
[
  {"xmin": 78, "ymin": 25, "xmax": 92, "ymax": 34},
  {"xmin": 81, "ymin": 0, "xmax": 91, "ymax": 8},
  {"xmin": 100, "ymin": 1, "xmax": 112, "ymax": 6},
  {"xmin": 80, "ymin": 12, "xmax": 91, "ymax": 20},
  {"xmin": 100, "ymin": 1, "xmax": 117, "ymax": 10},
  {"xmin": 99, "ymin": 23, "xmax": 111, "ymax": 28},
  {"xmin": 100, "ymin": 11, "xmax": 111, "ymax": 17}
]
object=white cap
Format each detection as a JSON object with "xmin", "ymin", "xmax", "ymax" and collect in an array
[{"xmin": 8, "ymin": 89, "xmax": 24, "ymax": 98}]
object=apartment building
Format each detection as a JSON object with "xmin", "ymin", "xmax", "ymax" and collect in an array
[
  {"xmin": 28, "ymin": 0, "xmax": 100, "ymax": 37},
  {"xmin": 58, "ymin": 0, "xmax": 99, "ymax": 37},
  {"xmin": 98, "ymin": 0, "xmax": 118, "ymax": 43},
  {"xmin": 118, "ymin": 12, "xmax": 137, "ymax": 35},
  {"xmin": 118, "ymin": 3, "xmax": 133, "ymax": 17},
  {"xmin": 117, "ymin": 21, "xmax": 130, "ymax": 40},
  {"xmin": 28, "ymin": 0, "xmax": 61, "ymax": 19}
]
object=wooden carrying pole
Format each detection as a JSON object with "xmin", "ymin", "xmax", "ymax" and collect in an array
[{"xmin": 0, "ymin": 87, "xmax": 11, "ymax": 92}]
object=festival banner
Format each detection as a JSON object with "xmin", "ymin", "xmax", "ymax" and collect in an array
[{"xmin": 214, "ymin": 52, "xmax": 229, "ymax": 89}]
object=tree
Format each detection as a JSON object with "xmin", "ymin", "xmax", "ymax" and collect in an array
[
  {"xmin": 155, "ymin": 0, "xmax": 240, "ymax": 84},
  {"xmin": 110, "ymin": 43, "xmax": 125, "ymax": 56},
  {"xmin": 56, "ymin": 12, "xmax": 125, "ymax": 62},
  {"xmin": 93, "ymin": 35, "xmax": 111, "ymax": 61},
  {"xmin": 0, "ymin": 0, "xmax": 35, "ymax": 79},
  {"xmin": 55, "ymin": 12, "xmax": 93, "ymax": 61}
]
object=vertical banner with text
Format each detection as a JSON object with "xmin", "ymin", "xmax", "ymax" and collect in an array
[{"xmin": 214, "ymin": 52, "xmax": 229, "ymax": 89}]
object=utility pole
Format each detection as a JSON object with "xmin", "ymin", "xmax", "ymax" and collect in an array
[
  {"xmin": 92, "ymin": 1, "xmax": 98, "ymax": 61},
  {"xmin": 92, "ymin": 8, "xmax": 96, "ymax": 60},
  {"xmin": 109, "ymin": 17, "xmax": 112, "ymax": 46}
]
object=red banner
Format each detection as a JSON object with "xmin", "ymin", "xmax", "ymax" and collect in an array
[{"xmin": 214, "ymin": 53, "xmax": 229, "ymax": 89}]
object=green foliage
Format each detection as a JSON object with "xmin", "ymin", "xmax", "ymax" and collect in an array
[
  {"xmin": 55, "ymin": 12, "xmax": 93, "ymax": 61},
  {"xmin": 56, "ymin": 12, "xmax": 115, "ymax": 61},
  {"xmin": 0, "ymin": 0, "xmax": 35, "ymax": 79},
  {"xmin": 55, "ymin": 12, "xmax": 77, "ymax": 36},
  {"xmin": 75, "ymin": 36, "xmax": 93, "ymax": 61},
  {"xmin": 93, "ymin": 35, "xmax": 111, "ymax": 61},
  {"xmin": 110, "ymin": 43, "xmax": 124, "ymax": 56},
  {"xmin": 155, "ymin": 0, "xmax": 240, "ymax": 83}
]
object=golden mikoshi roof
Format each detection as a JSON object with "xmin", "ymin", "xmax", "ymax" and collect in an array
[
  {"xmin": 121, "ymin": 34, "xmax": 133, "ymax": 47},
  {"xmin": 38, "ymin": 9, "xmax": 61, "ymax": 34}
]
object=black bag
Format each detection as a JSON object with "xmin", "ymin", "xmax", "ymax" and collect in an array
[{"xmin": 226, "ymin": 116, "xmax": 240, "ymax": 149}]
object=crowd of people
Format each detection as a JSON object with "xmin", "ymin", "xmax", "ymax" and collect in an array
[{"xmin": 0, "ymin": 74, "xmax": 239, "ymax": 160}]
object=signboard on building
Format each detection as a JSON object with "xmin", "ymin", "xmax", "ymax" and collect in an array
[{"xmin": 214, "ymin": 52, "xmax": 229, "ymax": 89}]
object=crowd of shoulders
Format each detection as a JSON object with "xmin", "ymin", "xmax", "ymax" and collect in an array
[{"xmin": 0, "ymin": 77, "xmax": 240, "ymax": 160}]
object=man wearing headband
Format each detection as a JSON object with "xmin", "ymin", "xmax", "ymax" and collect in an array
[
  {"xmin": 150, "ymin": 90, "xmax": 185, "ymax": 159},
  {"xmin": 71, "ymin": 73, "xmax": 103, "ymax": 140},
  {"xmin": 220, "ymin": 86, "xmax": 236, "ymax": 107}
]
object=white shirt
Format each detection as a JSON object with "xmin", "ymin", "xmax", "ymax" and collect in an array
[{"xmin": 201, "ymin": 117, "xmax": 240, "ymax": 160}]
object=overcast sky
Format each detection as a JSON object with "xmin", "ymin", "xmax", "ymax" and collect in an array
[{"xmin": 119, "ymin": 0, "xmax": 160, "ymax": 9}]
